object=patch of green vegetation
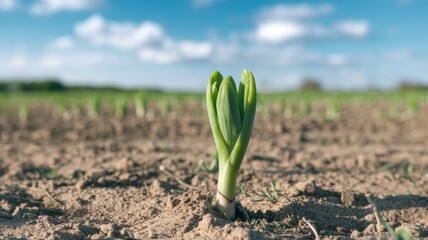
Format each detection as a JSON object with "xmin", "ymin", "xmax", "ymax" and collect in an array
[
  {"xmin": 252, "ymin": 181, "xmax": 278, "ymax": 204},
  {"xmin": 381, "ymin": 162, "xmax": 414, "ymax": 180},
  {"xmin": 382, "ymin": 218, "xmax": 413, "ymax": 240},
  {"xmin": 195, "ymin": 151, "xmax": 219, "ymax": 173}
]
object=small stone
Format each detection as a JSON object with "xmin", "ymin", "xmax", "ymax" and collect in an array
[
  {"xmin": 99, "ymin": 223, "xmax": 117, "ymax": 234},
  {"xmin": 336, "ymin": 226, "xmax": 345, "ymax": 233},
  {"xmin": 341, "ymin": 190, "xmax": 356, "ymax": 206},
  {"xmin": 119, "ymin": 228, "xmax": 128, "ymax": 236},
  {"xmin": 115, "ymin": 157, "xmax": 129, "ymax": 170},
  {"xmin": 90, "ymin": 233, "xmax": 103, "ymax": 239},
  {"xmin": 191, "ymin": 175, "xmax": 199, "ymax": 186},
  {"xmin": 149, "ymin": 179, "xmax": 165, "ymax": 197},
  {"xmin": 12, "ymin": 207, "xmax": 22, "ymax": 217},
  {"xmin": 350, "ymin": 229, "xmax": 361, "ymax": 238},
  {"xmin": 38, "ymin": 215, "xmax": 61, "ymax": 227},
  {"xmin": 356, "ymin": 155, "xmax": 366, "ymax": 167},
  {"xmin": 363, "ymin": 224, "xmax": 375, "ymax": 235},
  {"xmin": 288, "ymin": 180, "xmax": 317, "ymax": 196},
  {"xmin": 364, "ymin": 214, "xmax": 375, "ymax": 222},
  {"xmin": 119, "ymin": 173, "xmax": 130, "ymax": 181},
  {"xmin": 75, "ymin": 179, "xmax": 88, "ymax": 190}
]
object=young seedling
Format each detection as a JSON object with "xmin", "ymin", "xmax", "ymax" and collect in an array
[
  {"xmin": 161, "ymin": 98, "xmax": 170, "ymax": 117},
  {"xmin": 115, "ymin": 98, "xmax": 127, "ymax": 118},
  {"xmin": 195, "ymin": 151, "xmax": 219, "ymax": 173},
  {"xmin": 252, "ymin": 181, "xmax": 278, "ymax": 204},
  {"xmin": 382, "ymin": 218, "xmax": 413, "ymax": 240},
  {"xmin": 55, "ymin": 98, "xmax": 73, "ymax": 120},
  {"xmin": 299, "ymin": 99, "xmax": 311, "ymax": 117},
  {"xmin": 284, "ymin": 101, "xmax": 296, "ymax": 118},
  {"xmin": 134, "ymin": 93, "xmax": 146, "ymax": 117},
  {"xmin": 326, "ymin": 99, "xmax": 341, "ymax": 119},
  {"xmin": 18, "ymin": 104, "xmax": 28, "ymax": 123},
  {"xmin": 406, "ymin": 98, "xmax": 419, "ymax": 117},
  {"xmin": 206, "ymin": 69, "xmax": 257, "ymax": 220},
  {"xmin": 87, "ymin": 97, "xmax": 101, "ymax": 118}
]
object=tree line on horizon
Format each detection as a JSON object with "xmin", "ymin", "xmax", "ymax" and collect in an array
[{"xmin": 0, "ymin": 78, "xmax": 427, "ymax": 93}]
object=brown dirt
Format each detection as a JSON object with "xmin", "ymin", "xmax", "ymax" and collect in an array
[{"xmin": 1, "ymin": 103, "xmax": 428, "ymax": 239}]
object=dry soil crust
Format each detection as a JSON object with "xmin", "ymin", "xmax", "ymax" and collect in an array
[{"xmin": 1, "ymin": 105, "xmax": 428, "ymax": 239}]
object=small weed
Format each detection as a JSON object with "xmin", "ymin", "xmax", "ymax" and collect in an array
[
  {"xmin": 401, "ymin": 163, "xmax": 413, "ymax": 180},
  {"xmin": 19, "ymin": 104, "xmax": 28, "ymax": 122},
  {"xmin": 195, "ymin": 151, "xmax": 218, "ymax": 173},
  {"xmin": 115, "ymin": 98, "xmax": 128, "ymax": 118},
  {"xmin": 252, "ymin": 181, "xmax": 278, "ymax": 203},
  {"xmin": 326, "ymin": 99, "xmax": 341, "ymax": 119},
  {"xmin": 249, "ymin": 219, "xmax": 266, "ymax": 230},
  {"xmin": 381, "ymin": 162, "xmax": 414, "ymax": 180},
  {"xmin": 246, "ymin": 218, "xmax": 295, "ymax": 233},
  {"xmin": 39, "ymin": 168, "xmax": 59, "ymax": 179},
  {"xmin": 69, "ymin": 170, "xmax": 86, "ymax": 180},
  {"xmin": 236, "ymin": 186, "xmax": 246, "ymax": 195},
  {"xmin": 382, "ymin": 218, "xmax": 413, "ymax": 240}
]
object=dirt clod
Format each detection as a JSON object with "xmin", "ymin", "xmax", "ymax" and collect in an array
[
  {"xmin": 1, "ymin": 104, "xmax": 427, "ymax": 239},
  {"xmin": 288, "ymin": 180, "xmax": 317, "ymax": 197}
]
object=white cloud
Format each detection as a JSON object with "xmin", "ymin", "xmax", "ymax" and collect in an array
[
  {"xmin": 75, "ymin": 15, "xmax": 213, "ymax": 64},
  {"xmin": 40, "ymin": 54, "xmax": 65, "ymax": 69},
  {"xmin": 255, "ymin": 21, "xmax": 307, "ymax": 43},
  {"xmin": 74, "ymin": 14, "xmax": 353, "ymax": 66},
  {"xmin": 259, "ymin": 4, "xmax": 334, "ymax": 21},
  {"xmin": 49, "ymin": 36, "xmax": 74, "ymax": 49},
  {"xmin": 138, "ymin": 40, "xmax": 213, "ymax": 64},
  {"xmin": 253, "ymin": 4, "xmax": 370, "ymax": 43},
  {"xmin": 75, "ymin": 15, "xmax": 165, "ymax": 50},
  {"xmin": 178, "ymin": 41, "xmax": 213, "ymax": 59},
  {"xmin": 9, "ymin": 53, "xmax": 27, "ymax": 69},
  {"xmin": 138, "ymin": 48, "xmax": 178, "ymax": 64},
  {"xmin": 327, "ymin": 54, "xmax": 348, "ymax": 66},
  {"xmin": 254, "ymin": 20, "xmax": 370, "ymax": 43},
  {"xmin": 206, "ymin": 43, "xmax": 347, "ymax": 68},
  {"xmin": 334, "ymin": 21, "xmax": 369, "ymax": 38},
  {"xmin": 0, "ymin": 0, "xmax": 16, "ymax": 11},
  {"xmin": 31, "ymin": 0, "xmax": 104, "ymax": 15}
]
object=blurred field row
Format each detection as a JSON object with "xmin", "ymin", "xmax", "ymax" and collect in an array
[{"xmin": 1, "ymin": 91, "xmax": 427, "ymax": 121}]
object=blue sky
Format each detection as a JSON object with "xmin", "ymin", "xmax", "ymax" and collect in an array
[{"xmin": 1, "ymin": 0, "xmax": 427, "ymax": 91}]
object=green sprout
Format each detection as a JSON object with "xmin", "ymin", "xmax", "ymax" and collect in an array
[
  {"xmin": 134, "ymin": 93, "xmax": 147, "ymax": 117},
  {"xmin": 115, "ymin": 97, "xmax": 127, "ymax": 118},
  {"xmin": 252, "ymin": 181, "xmax": 278, "ymax": 204},
  {"xmin": 406, "ymin": 98, "xmax": 419, "ymax": 117},
  {"xmin": 55, "ymin": 100, "xmax": 67, "ymax": 119},
  {"xmin": 206, "ymin": 69, "xmax": 257, "ymax": 220},
  {"xmin": 87, "ymin": 97, "xmax": 101, "ymax": 118},
  {"xmin": 195, "ymin": 150, "xmax": 219, "ymax": 173},
  {"xmin": 299, "ymin": 99, "xmax": 311, "ymax": 117},
  {"xmin": 18, "ymin": 104, "xmax": 28, "ymax": 123},
  {"xmin": 161, "ymin": 98, "xmax": 170, "ymax": 117},
  {"xmin": 382, "ymin": 218, "xmax": 413, "ymax": 240},
  {"xmin": 326, "ymin": 99, "xmax": 341, "ymax": 119}
]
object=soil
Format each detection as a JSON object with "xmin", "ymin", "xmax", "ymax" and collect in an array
[{"xmin": 0, "ymin": 103, "xmax": 428, "ymax": 239}]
